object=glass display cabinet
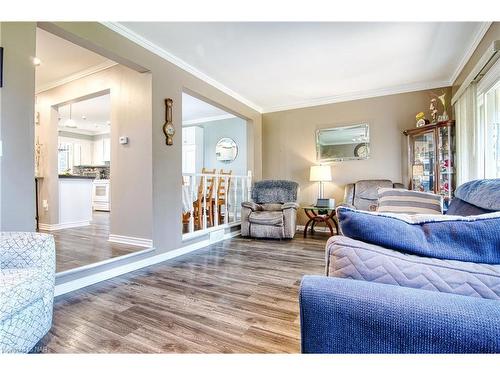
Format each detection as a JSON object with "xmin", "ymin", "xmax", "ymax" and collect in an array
[{"xmin": 403, "ymin": 120, "xmax": 455, "ymax": 209}]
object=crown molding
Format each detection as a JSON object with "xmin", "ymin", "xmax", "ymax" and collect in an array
[
  {"xmin": 449, "ymin": 22, "xmax": 492, "ymax": 86},
  {"xmin": 100, "ymin": 22, "xmax": 488, "ymax": 115},
  {"xmin": 262, "ymin": 80, "xmax": 451, "ymax": 113},
  {"xmin": 182, "ymin": 113, "xmax": 236, "ymax": 126},
  {"xmin": 35, "ymin": 60, "xmax": 118, "ymax": 94},
  {"xmin": 101, "ymin": 22, "xmax": 263, "ymax": 113}
]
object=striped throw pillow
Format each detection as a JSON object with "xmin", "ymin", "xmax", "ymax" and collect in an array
[{"xmin": 377, "ymin": 188, "xmax": 443, "ymax": 214}]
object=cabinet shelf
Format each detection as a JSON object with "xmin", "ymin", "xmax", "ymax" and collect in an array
[{"xmin": 405, "ymin": 120, "xmax": 456, "ymax": 205}]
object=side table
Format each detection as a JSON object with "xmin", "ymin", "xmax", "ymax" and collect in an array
[{"xmin": 302, "ymin": 206, "xmax": 339, "ymax": 238}]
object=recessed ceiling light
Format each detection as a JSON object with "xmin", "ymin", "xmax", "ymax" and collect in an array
[
  {"xmin": 82, "ymin": 115, "xmax": 87, "ymax": 120},
  {"xmin": 33, "ymin": 57, "xmax": 42, "ymax": 66}
]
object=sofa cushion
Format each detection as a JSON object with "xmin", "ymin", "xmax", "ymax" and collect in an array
[
  {"xmin": 326, "ymin": 235, "xmax": 500, "ymax": 300},
  {"xmin": 446, "ymin": 197, "xmax": 494, "ymax": 216},
  {"xmin": 260, "ymin": 203, "xmax": 284, "ymax": 211},
  {"xmin": 248, "ymin": 211, "xmax": 284, "ymax": 226},
  {"xmin": 377, "ymin": 188, "xmax": 443, "ymax": 214},
  {"xmin": 336, "ymin": 206, "xmax": 500, "ymax": 264},
  {"xmin": 454, "ymin": 179, "xmax": 500, "ymax": 211},
  {"xmin": 0, "ymin": 268, "xmax": 45, "ymax": 321}
]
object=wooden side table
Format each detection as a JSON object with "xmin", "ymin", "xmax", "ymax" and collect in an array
[{"xmin": 302, "ymin": 206, "xmax": 339, "ymax": 238}]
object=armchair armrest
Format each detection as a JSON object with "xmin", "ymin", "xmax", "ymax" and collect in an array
[
  {"xmin": 300, "ymin": 276, "xmax": 500, "ymax": 353},
  {"xmin": 241, "ymin": 201, "xmax": 261, "ymax": 211},
  {"xmin": 282, "ymin": 202, "xmax": 299, "ymax": 210},
  {"xmin": 393, "ymin": 182, "xmax": 405, "ymax": 189}
]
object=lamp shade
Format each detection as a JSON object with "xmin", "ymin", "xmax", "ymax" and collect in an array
[{"xmin": 309, "ymin": 165, "xmax": 332, "ymax": 182}]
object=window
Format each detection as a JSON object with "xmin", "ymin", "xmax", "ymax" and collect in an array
[{"xmin": 477, "ymin": 79, "xmax": 500, "ymax": 178}]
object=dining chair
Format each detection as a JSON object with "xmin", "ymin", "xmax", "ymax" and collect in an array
[{"xmin": 193, "ymin": 168, "xmax": 216, "ymax": 229}]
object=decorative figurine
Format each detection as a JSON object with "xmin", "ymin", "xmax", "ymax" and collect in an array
[
  {"xmin": 162, "ymin": 98, "xmax": 175, "ymax": 145},
  {"xmin": 438, "ymin": 92, "xmax": 449, "ymax": 121},
  {"xmin": 430, "ymin": 98, "xmax": 438, "ymax": 123},
  {"xmin": 415, "ymin": 111, "xmax": 429, "ymax": 127}
]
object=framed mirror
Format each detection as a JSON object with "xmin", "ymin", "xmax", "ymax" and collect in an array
[
  {"xmin": 316, "ymin": 123, "xmax": 370, "ymax": 162},
  {"xmin": 215, "ymin": 137, "xmax": 238, "ymax": 163}
]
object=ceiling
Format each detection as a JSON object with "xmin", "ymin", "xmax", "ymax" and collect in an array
[
  {"xmin": 116, "ymin": 22, "xmax": 489, "ymax": 112},
  {"xmin": 182, "ymin": 92, "xmax": 235, "ymax": 125},
  {"xmin": 58, "ymin": 94, "xmax": 111, "ymax": 136},
  {"xmin": 36, "ymin": 28, "xmax": 114, "ymax": 92}
]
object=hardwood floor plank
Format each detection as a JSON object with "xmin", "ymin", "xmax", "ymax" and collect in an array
[
  {"xmin": 40, "ymin": 211, "xmax": 147, "ymax": 272},
  {"xmin": 39, "ymin": 233, "xmax": 329, "ymax": 353}
]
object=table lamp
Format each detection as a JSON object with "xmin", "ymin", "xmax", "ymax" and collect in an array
[{"xmin": 310, "ymin": 165, "xmax": 332, "ymax": 201}]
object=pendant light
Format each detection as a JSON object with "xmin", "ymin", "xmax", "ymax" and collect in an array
[{"xmin": 65, "ymin": 104, "xmax": 77, "ymax": 128}]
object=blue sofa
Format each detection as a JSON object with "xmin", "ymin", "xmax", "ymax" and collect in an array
[
  {"xmin": 0, "ymin": 233, "xmax": 55, "ymax": 353},
  {"xmin": 300, "ymin": 179, "xmax": 500, "ymax": 353}
]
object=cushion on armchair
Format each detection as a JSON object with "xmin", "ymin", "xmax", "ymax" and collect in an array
[
  {"xmin": 248, "ymin": 211, "xmax": 284, "ymax": 226},
  {"xmin": 326, "ymin": 235, "xmax": 500, "ymax": 300},
  {"xmin": 336, "ymin": 206, "xmax": 500, "ymax": 264},
  {"xmin": 377, "ymin": 188, "xmax": 443, "ymax": 214},
  {"xmin": 251, "ymin": 180, "xmax": 298, "ymax": 204},
  {"xmin": 447, "ymin": 179, "xmax": 500, "ymax": 215}
]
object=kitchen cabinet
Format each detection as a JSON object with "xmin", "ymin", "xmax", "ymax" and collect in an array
[{"xmin": 92, "ymin": 136, "xmax": 111, "ymax": 165}]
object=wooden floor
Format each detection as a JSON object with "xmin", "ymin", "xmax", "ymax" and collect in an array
[
  {"xmin": 36, "ymin": 233, "xmax": 327, "ymax": 353},
  {"xmin": 40, "ymin": 211, "xmax": 148, "ymax": 272}
]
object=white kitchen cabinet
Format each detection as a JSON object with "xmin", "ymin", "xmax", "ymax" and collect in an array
[
  {"xmin": 92, "ymin": 136, "xmax": 110, "ymax": 165},
  {"xmin": 103, "ymin": 137, "xmax": 111, "ymax": 162}
]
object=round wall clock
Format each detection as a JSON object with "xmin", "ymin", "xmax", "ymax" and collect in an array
[{"xmin": 354, "ymin": 143, "xmax": 369, "ymax": 159}]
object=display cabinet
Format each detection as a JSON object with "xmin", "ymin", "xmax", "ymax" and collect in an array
[{"xmin": 403, "ymin": 120, "xmax": 455, "ymax": 209}]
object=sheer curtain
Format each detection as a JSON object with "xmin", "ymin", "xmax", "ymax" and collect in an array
[{"xmin": 455, "ymin": 82, "xmax": 484, "ymax": 185}]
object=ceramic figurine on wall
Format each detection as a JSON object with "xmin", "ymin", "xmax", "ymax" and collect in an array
[{"xmin": 162, "ymin": 98, "xmax": 175, "ymax": 145}]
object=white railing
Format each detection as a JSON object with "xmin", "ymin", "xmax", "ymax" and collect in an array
[{"xmin": 182, "ymin": 170, "xmax": 252, "ymax": 236}]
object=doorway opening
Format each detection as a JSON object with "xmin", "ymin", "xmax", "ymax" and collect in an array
[
  {"xmin": 181, "ymin": 92, "xmax": 251, "ymax": 237},
  {"xmin": 34, "ymin": 26, "xmax": 153, "ymax": 273}
]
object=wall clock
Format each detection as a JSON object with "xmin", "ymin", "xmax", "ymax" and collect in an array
[{"xmin": 162, "ymin": 98, "xmax": 175, "ymax": 145}]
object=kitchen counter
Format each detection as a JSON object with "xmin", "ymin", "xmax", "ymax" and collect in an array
[
  {"xmin": 58, "ymin": 176, "xmax": 94, "ymax": 228},
  {"xmin": 58, "ymin": 175, "xmax": 96, "ymax": 179}
]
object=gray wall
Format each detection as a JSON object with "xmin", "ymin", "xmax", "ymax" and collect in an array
[
  {"xmin": 200, "ymin": 117, "xmax": 247, "ymax": 175},
  {"xmin": 8, "ymin": 21, "xmax": 262, "ymax": 257},
  {"xmin": 36, "ymin": 64, "xmax": 153, "ymax": 241},
  {"xmin": 0, "ymin": 22, "xmax": 36, "ymax": 231},
  {"xmin": 262, "ymin": 87, "xmax": 452, "ymax": 225}
]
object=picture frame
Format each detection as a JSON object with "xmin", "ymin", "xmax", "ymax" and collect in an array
[{"xmin": 0, "ymin": 47, "xmax": 3, "ymax": 88}]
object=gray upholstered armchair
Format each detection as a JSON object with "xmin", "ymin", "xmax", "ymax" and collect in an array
[
  {"xmin": 343, "ymin": 179, "xmax": 405, "ymax": 211},
  {"xmin": 241, "ymin": 180, "xmax": 299, "ymax": 239}
]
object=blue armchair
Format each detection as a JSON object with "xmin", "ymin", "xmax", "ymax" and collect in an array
[
  {"xmin": 0, "ymin": 233, "xmax": 55, "ymax": 353},
  {"xmin": 300, "ymin": 179, "xmax": 500, "ymax": 353}
]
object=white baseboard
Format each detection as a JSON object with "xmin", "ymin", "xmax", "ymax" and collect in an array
[
  {"xmin": 108, "ymin": 234, "xmax": 153, "ymax": 248},
  {"xmin": 39, "ymin": 221, "xmax": 90, "ymax": 231},
  {"xmin": 55, "ymin": 229, "xmax": 240, "ymax": 297}
]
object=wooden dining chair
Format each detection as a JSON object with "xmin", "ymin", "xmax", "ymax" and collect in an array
[
  {"xmin": 213, "ymin": 169, "xmax": 232, "ymax": 225},
  {"xmin": 193, "ymin": 168, "xmax": 216, "ymax": 229}
]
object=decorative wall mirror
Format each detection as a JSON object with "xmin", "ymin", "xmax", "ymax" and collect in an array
[
  {"xmin": 316, "ymin": 123, "xmax": 370, "ymax": 162},
  {"xmin": 215, "ymin": 137, "xmax": 238, "ymax": 163}
]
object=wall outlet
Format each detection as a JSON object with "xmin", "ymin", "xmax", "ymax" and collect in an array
[
  {"xmin": 42, "ymin": 200, "xmax": 49, "ymax": 211},
  {"xmin": 119, "ymin": 136, "xmax": 129, "ymax": 145}
]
